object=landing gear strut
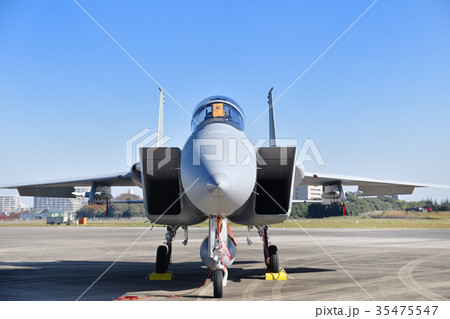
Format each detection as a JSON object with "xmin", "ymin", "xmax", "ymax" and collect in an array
[
  {"xmin": 208, "ymin": 216, "xmax": 228, "ymax": 298},
  {"xmin": 200, "ymin": 216, "xmax": 235, "ymax": 297},
  {"xmin": 257, "ymin": 225, "xmax": 280, "ymax": 273},
  {"xmin": 155, "ymin": 226, "xmax": 178, "ymax": 274}
]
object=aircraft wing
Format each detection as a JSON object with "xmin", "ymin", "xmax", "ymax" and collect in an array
[
  {"xmin": 0, "ymin": 172, "xmax": 134, "ymax": 198},
  {"xmin": 295, "ymin": 167, "xmax": 449, "ymax": 196}
]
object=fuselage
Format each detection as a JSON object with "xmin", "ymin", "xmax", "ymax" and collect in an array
[{"xmin": 180, "ymin": 96, "xmax": 256, "ymax": 217}]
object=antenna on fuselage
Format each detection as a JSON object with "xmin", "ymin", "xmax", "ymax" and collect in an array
[
  {"xmin": 156, "ymin": 88, "xmax": 165, "ymax": 147},
  {"xmin": 268, "ymin": 87, "xmax": 277, "ymax": 147}
]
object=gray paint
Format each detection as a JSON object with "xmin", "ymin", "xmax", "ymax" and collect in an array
[{"xmin": 180, "ymin": 123, "xmax": 256, "ymax": 217}]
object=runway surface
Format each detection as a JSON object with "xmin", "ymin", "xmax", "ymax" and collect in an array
[{"xmin": 1, "ymin": 226, "xmax": 449, "ymax": 301}]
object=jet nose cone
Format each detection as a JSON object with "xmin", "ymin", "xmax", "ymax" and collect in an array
[{"xmin": 206, "ymin": 173, "xmax": 231, "ymax": 197}]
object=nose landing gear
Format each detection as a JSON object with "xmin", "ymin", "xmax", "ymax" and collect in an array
[
  {"xmin": 213, "ymin": 269, "xmax": 224, "ymax": 298},
  {"xmin": 204, "ymin": 216, "xmax": 231, "ymax": 298}
]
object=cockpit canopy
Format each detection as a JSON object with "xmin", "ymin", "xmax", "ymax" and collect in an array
[{"xmin": 191, "ymin": 96, "xmax": 245, "ymax": 132}]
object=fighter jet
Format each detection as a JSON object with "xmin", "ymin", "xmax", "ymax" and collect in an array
[{"xmin": 1, "ymin": 91, "xmax": 444, "ymax": 298}]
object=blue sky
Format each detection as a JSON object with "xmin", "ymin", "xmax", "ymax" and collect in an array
[{"xmin": 1, "ymin": 0, "xmax": 449, "ymax": 206}]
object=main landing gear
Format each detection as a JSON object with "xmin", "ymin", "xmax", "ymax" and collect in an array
[
  {"xmin": 155, "ymin": 244, "xmax": 171, "ymax": 273},
  {"xmin": 155, "ymin": 226, "xmax": 180, "ymax": 274},
  {"xmin": 251, "ymin": 225, "xmax": 280, "ymax": 273}
]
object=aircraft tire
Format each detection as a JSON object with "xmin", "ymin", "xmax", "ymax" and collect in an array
[
  {"xmin": 156, "ymin": 245, "xmax": 169, "ymax": 273},
  {"xmin": 213, "ymin": 270, "xmax": 223, "ymax": 298},
  {"xmin": 268, "ymin": 245, "xmax": 279, "ymax": 273}
]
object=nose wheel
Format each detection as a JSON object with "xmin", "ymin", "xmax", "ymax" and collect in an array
[{"xmin": 213, "ymin": 269, "xmax": 224, "ymax": 298}]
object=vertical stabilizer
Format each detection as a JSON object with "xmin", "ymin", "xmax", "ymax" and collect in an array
[
  {"xmin": 268, "ymin": 87, "xmax": 277, "ymax": 147},
  {"xmin": 157, "ymin": 88, "xmax": 165, "ymax": 147}
]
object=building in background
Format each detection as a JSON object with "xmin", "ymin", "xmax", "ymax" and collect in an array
[
  {"xmin": 20, "ymin": 212, "xmax": 47, "ymax": 220},
  {"xmin": 293, "ymin": 185, "xmax": 323, "ymax": 201},
  {"xmin": 0, "ymin": 195, "xmax": 27, "ymax": 213},
  {"xmin": 34, "ymin": 197, "xmax": 80, "ymax": 212},
  {"xmin": 75, "ymin": 187, "xmax": 90, "ymax": 208},
  {"xmin": 33, "ymin": 187, "xmax": 91, "ymax": 212}
]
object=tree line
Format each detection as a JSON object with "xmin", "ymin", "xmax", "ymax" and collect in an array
[
  {"xmin": 291, "ymin": 197, "xmax": 450, "ymax": 218},
  {"xmin": 75, "ymin": 193, "xmax": 145, "ymax": 218},
  {"xmin": 76, "ymin": 193, "xmax": 450, "ymax": 219}
]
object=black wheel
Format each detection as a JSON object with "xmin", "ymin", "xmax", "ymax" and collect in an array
[
  {"xmin": 267, "ymin": 245, "xmax": 279, "ymax": 273},
  {"xmin": 155, "ymin": 245, "xmax": 169, "ymax": 273},
  {"xmin": 213, "ymin": 270, "xmax": 223, "ymax": 298}
]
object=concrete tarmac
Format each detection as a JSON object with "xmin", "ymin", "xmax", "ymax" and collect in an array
[{"xmin": 1, "ymin": 226, "xmax": 449, "ymax": 301}]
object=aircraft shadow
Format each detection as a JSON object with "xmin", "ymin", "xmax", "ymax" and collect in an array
[{"xmin": 0, "ymin": 260, "xmax": 334, "ymax": 301}]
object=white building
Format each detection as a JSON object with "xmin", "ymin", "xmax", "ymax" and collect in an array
[
  {"xmin": 34, "ymin": 197, "xmax": 80, "ymax": 212},
  {"xmin": 33, "ymin": 187, "xmax": 91, "ymax": 212},
  {"xmin": 0, "ymin": 195, "xmax": 27, "ymax": 213},
  {"xmin": 293, "ymin": 185, "xmax": 323, "ymax": 201},
  {"xmin": 20, "ymin": 212, "xmax": 47, "ymax": 220},
  {"xmin": 75, "ymin": 187, "xmax": 90, "ymax": 208}
]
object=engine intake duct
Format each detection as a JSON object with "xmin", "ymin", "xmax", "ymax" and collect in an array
[
  {"xmin": 255, "ymin": 147, "xmax": 296, "ymax": 215},
  {"xmin": 140, "ymin": 147, "xmax": 206, "ymax": 226},
  {"xmin": 140, "ymin": 147, "xmax": 182, "ymax": 216},
  {"xmin": 229, "ymin": 147, "xmax": 296, "ymax": 226}
]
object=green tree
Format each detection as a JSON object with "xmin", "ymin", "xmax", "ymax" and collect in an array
[
  {"xmin": 75, "ymin": 204, "xmax": 106, "ymax": 218},
  {"xmin": 110, "ymin": 193, "xmax": 145, "ymax": 218},
  {"xmin": 75, "ymin": 193, "xmax": 145, "ymax": 218}
]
